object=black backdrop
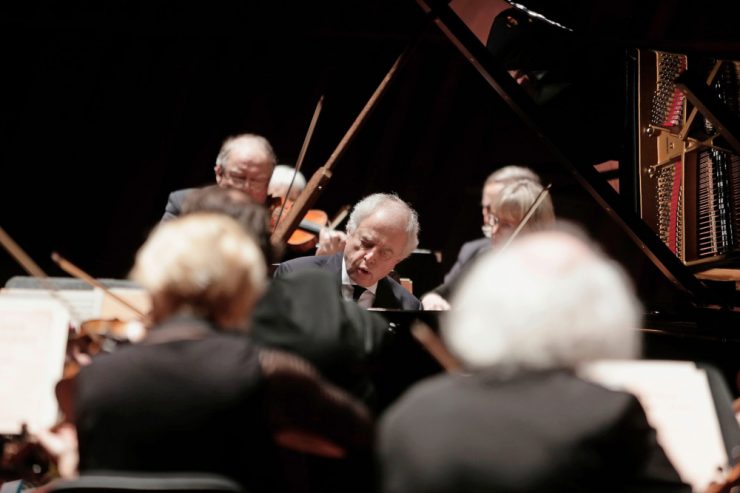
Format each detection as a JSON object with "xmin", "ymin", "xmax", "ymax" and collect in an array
[{"xmin": 0, "ymin": 0, "xmax": 682, "ymax": 309}]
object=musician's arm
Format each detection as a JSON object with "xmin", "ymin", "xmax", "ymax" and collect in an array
[{"xmin": 316, "ymin": 228, "xmax": 347, "ymax": 256}]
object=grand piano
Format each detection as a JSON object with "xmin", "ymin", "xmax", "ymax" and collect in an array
[
  {"xmin": 393, "ymin": 0, "xmax": 740, "ymax": 376},
  {"xmin": 362, "ymin": 1, "xmax": 740, "ymax": 446},
  {"xmin": 373, "ymin": 3, "xmax": 740, "ymax": 485}
]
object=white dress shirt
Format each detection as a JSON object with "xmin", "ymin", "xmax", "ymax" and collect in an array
[{"xmin": 341, "ymin": 257, "xmax": 377, "ymax": 309}]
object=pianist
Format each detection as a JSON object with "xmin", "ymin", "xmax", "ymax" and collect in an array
[{"xmin": 275, "ymin": 193, "xmax": 422, "ymax": 310}]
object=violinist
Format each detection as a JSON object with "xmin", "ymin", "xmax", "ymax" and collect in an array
[
  {"xmin": 71, "ymin": 214, "xmax": 371, "ymax": 492},
  {"xmin": 267, "ymin": 164, "xmax": 330, "ymax": 255},
  {"xmin": 161, "ymin": 133, "xmax": 277, "ymax": 222},
  {"xmin": 268, "ymin": 164, "xmax": 306, "ymax": 201},
  {"xmin": 274, "ymin": 193, "xmax": 422, "ymax": 310},
  {"xmin": 421, "ymin": 172, "xmax": 555, "ymax": 310}
]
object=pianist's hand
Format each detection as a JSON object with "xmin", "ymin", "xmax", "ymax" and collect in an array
[
  {"xmin": 316, "ymin": 228, "xmax": 346, "ymax": 256},
  {"xmin": 421, "ymin": 293, "xmax": 451, "ymax": 311}
]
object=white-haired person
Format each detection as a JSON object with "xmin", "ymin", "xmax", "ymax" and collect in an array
[
  {"xmin": 162, "ymin": 133, "xmax": 277, "ymax": 221},
  {"xmin": 422, "ymin": 176, "xmax": 555, "ymax": 310},
  {"xmin": 72, "ymin": 214, "xmax": 372, "ymax": 492},
  {"xmin": 275, "ymin": 193, "xmax": 422, "ymax": 310},
  {"xmin": 268, "ymin": 164, "xmax": 306, "ymax": 202},
  {"xmin": 378, "ymin": 226, "xmax": 689, "ymax": 493}
]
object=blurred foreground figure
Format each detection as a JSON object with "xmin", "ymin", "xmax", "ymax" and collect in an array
[
  {"xmin": 74, "ymin": 214, "xmax": 371, "ymax": 492},
  {"xmin": 379, "ymin": 226, "xmax": 689, "ymax": 493}
]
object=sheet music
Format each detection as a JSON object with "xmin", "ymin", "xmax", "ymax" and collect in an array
[
  {"xmin": 579, "ymin": 360, "xmax": 728, "ymax": 492},
  {"xmin": 0, "ymin": 287, "xmax": 104, "ymax": 325},
  {"xmin": 101, "ymin": 287, "xmax": 151, "ymax": 320},
  {"xmin": 0, "ymin": 297, "xmax": 69, "ymax": 434}
]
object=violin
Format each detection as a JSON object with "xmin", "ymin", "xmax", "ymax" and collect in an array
[
  {"xmin": 270, "ymin": 198, "xmax": 329, "ymax": 252},
  {"xmin": 0, "ymin": 229, "xmax": 147, "ymax": 486},
  {"xmin": 271, "ymin": 198, "xmax": 350, "ymax": 253}
]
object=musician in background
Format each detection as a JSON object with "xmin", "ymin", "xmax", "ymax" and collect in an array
[
  {"xmin": 422, "ymin": 173, "xmax": 554, "ymax": 309},
  {"xmin": 268, "ymin": 164, "xmax": 306, "ymax": 201},
  {"xmin": 161, "ymin": 133, "xmax": 277, "ymax": 221},
  {"xmin": 275, "ymin": 193, "xmax": 422, "ymax": 310},
  {"xmin": 378, "ymin": 226, "xmax": 690, "ymax": 493},
  {"xmin": 73, "ymin": 214, "xmax": 372, "ymax": 492}
]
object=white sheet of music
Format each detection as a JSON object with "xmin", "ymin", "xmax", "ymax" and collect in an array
[
  {"xmin": 579, "ymin": 360, "xmax": 728, "ymax": 492},
  {"xmin": 101, "ymin": 287, "xmax": 151, "ymax": 320},
  {"xmin": 0, "ymin": 287, "xmax": 103, "ymax": 325},
  {"xmin": 0, "ymin": 297, "xmax": 69, "ymax": 434}
]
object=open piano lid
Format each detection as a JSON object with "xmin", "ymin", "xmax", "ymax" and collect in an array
[{"xmin": 415, "ymin": 0, "xmax": 740, "ymax": 322}]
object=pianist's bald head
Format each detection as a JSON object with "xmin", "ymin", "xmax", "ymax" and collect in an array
[{"xmin": 444, "ymin": 225, "xmax": 641, "ymax": 374}]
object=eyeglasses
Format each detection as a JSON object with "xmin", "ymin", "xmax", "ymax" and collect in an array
[
  {"xmin": 481, "ymin": 207, "xmax": 517, "ymax": 238},
  {"xmin": 223, "ymin": 170, "xmax": 268, "ymax": 191}
]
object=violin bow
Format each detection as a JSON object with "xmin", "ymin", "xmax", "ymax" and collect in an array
[
  {"xmin": 51, "ymin": 251, "xmax": 145, "ymax": 318},
  {"xmin": 410, "ymin": 319, "xmax": 463, "ymax": 373},
  {"xmin": 0, "ymin": 225, "xmax": 83, "ymax": 322},
  {"xmin": 498, "ymin": 183, "xmax": 552, "ymax": 253},
  {"xmin": 270, "ymin": 36, "xmax": 419, "ymax": 247},
  {"xmin": 272, "ymin": 94, "xmax": 325, "ymax": 231}
]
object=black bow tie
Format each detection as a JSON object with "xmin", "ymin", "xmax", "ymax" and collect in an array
[{"xmin": 352, "ymin": 284, "xmax": 366, "ymax": 301}]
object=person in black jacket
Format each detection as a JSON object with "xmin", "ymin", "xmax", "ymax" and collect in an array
[
  {"xmin": 275, "ymin": 193, "xmax": 422, "ymax": 310},
  {"xmin": 378, "ymin": 226, "xmax": 689, "ymax": 493},
  {"xmin": 74, "ymin": 214, "xmax": 372, "ymax": 493},
  {"xmin": 161, "ymin": 133, "xmax": 277, "ymax": 222}
]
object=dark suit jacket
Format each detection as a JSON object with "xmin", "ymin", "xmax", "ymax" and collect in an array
[
  {"xmin": 274, "ymin": 253, "xmax": 422, "ymax": 310},
  {"xmin": 75, "ymin": 315, "xmax": 371, "ymax": 492},
  {"xmin": 432, "ymin": 237, "xmax": 490, "ymax": 299},
  {"xmin": 379, "ymin": 369, "xmax": 690, "ymax": 493},
  {"xmin": 161, "ymin": 187, "xmax": 197, "ymax": 222},
  {"xmin": 251, "ymin": 269, "xmax": 389, "ymax": 401}
]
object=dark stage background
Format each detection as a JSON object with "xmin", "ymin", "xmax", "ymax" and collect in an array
[{"xmin": 0, "ymin": 1, "xmax": 700, "ymax": 310}]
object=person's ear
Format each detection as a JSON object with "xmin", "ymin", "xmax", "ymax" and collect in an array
[{"xmin": 214, "ymin": 165, "xmax": 224, "ymax": 184}]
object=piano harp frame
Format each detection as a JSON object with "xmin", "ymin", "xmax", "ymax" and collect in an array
[{"xmin": 638, "ymin": 50, "xmax": 740, "ymax": 270}]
